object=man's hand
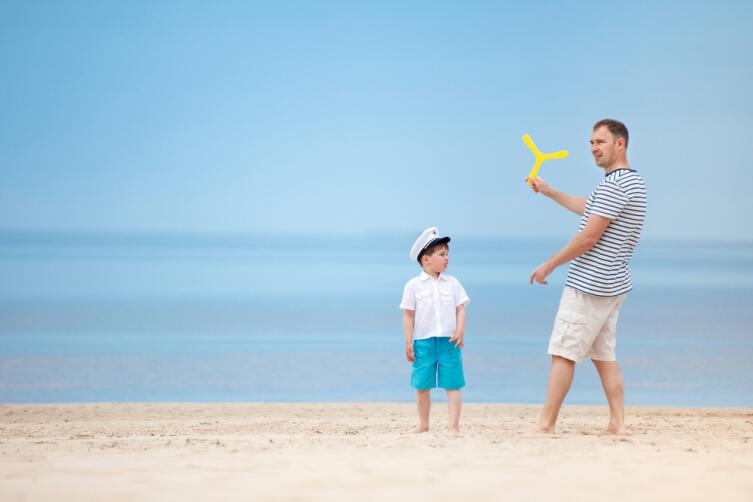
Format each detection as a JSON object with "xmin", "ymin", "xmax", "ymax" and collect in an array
[
  {"xmin": 405, "ymin": 343, "xmax": 415, "ymax": 362},
  {"xmin": 526, "ymin": 176, "xmax": 553, "ymax": 197},
  {"xmin": 526, "ymin": 176, "xmax": 587, "ymax": 215},
  {"xmin": 530, "ymin": 260, "xmax": 555, "ymax": 285},
  {"xmin": 449, "ymin": 332, "xmax": 464, "ymax": 348}
]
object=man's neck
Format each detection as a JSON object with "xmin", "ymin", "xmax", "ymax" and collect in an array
[{"xmin": 604, "ymin": 159, "xmax": 630, "ymax": 174}]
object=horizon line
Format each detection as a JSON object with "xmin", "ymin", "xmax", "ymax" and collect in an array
[{"xmin": 0, "ymin": 228, "xmax": 751, "ymax": 247}]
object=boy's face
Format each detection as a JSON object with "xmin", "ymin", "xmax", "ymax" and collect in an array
[{"xmin": 422, "ymin": 246, "xmax": 449, "ymax": 275}]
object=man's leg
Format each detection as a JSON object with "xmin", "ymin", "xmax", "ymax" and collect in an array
[
  {"xmin": 537, "ymin": 356, "xmax": 575, "ymax": 433},
  {"xmin": 592, "ymin": 359, "xmax": 626, "ymax": 435},
  {"xmin": 415, "ymin": 390, "xmax": 431, "ymax": 433},
  {"xmin": 446, "ymin": 390, "xmax": 461, "ymax": 433},
  {"xmin": 535, "ymin": 355, "xmax": 575, "ymax": 433}
]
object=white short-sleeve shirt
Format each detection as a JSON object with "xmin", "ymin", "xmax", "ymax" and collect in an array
[{"xmin": 400, "ymin": 272, "xmax": 470, "ymax": 341}]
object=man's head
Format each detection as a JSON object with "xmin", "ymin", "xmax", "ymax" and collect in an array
[
  {"xmin": 591, "ymin": 119, "xmax": 629, "ymax": 170},
  {"xmin": 420, "ymin": 242, "xmax": 449, "ymax": 275}
]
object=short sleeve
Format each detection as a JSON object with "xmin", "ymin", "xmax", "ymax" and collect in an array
[
  {"xmin": 590, "ymin": 181, "xmax": 629, "ymax": 220},
  {"xmin": 400, "ymin": 281, "xmax": 416, "ymax": 310},
  {"xmin": 452, "ymin": 278, "xmax": 470, "ymax": 307}
]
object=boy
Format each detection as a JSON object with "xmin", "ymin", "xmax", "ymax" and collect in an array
[{"xmin": 400, "ymin": 227, "xmax": 470, "ymax": 433}]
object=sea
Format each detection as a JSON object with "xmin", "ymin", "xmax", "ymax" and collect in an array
[{"xmin": 1, "ymin": 231, "xmax": 752, "ymax": 406}]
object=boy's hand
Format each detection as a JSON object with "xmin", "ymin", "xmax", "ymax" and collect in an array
[
  {"xmin": 405, "ymin": 344, "xmax": 415, "ymax": 362},
  {"xmin": 449, "ymin": 332, "xmax": 464, "ymax": 348}
]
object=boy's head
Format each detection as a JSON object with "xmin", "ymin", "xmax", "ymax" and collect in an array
[
  {"xmin": 409, "ymin": 227, "xmax": 451, "ymax": 274},
  {"xmin": 420, "ymin": 241, "xmax": 449, "ymax": 275}
]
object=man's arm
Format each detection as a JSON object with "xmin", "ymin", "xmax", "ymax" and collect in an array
[
  {"xmin": 403, "ymin": 309, "xmax": 416, "ymax": 361},
  {"xmin": 530, "ymin": 214, "xmax": 611, "ymax": 285},
  {"xmin": 449, "ymin": 304, "xmax": 466, "ymax": 348},
  {"xmin": 527, "ymin": 177, "xmax": 587, "ymax": 216}
]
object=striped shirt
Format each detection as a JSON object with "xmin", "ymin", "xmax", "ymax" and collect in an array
[{"xmin": 566, "ymin": 168, "xmax": 647, "ymax": 297}]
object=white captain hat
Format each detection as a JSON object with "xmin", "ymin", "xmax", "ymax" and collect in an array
[{"xmin": 409, "ymin": 227, "xmax": 451, "ymax": 263}]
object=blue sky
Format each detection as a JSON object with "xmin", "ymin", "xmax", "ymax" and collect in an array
[{"xmin": 2, "ymin": 0, "xmax": 752, "ymax": 241}]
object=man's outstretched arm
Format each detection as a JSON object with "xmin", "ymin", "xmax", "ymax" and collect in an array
[
  {"xmin": 530, "ymin": 214, "xmax": 611, "ymax": 285},
  {"xmin": 527, "ymin": 177, "xmax": 587, "ymax": 216}
]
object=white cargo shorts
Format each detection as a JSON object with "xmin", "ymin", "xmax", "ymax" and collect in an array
[{"xmin": 548, "ymin": 286, "xmax": 627, "ymax": 363}]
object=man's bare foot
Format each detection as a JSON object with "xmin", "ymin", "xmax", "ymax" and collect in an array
[
  {"xmin": 600, "ymin": 425, "xmax": 629, "ymax": 436},
  {"xmin": 448, "ymin": 426, "xmax": 460, "ymax": 434},
  {"xmin": 413, "ymin": 425, "xmax": 429, "ymax": 433},
  {"xmin": 529, "ymin": 422, "xmax": 556, "ymax": 433}
]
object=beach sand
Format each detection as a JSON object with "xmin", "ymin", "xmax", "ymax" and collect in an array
[{"xmin": 1, "ymin": 403, "xmax": 752, "ymax": 501}]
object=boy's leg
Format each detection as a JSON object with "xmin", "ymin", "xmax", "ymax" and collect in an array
[
  {"xmin": 415, "ymin": 390, "xmax": 431, "ymax": 433},
  {"xmin": 446, "ymin": 390, "xmax": 461, "ymax": 433},
  {"xmin": 436, "ymin": 337, "xmax": 464, "ymax": 433},
  {"xmin": 411, "ymin": 338, "xmax": 437, "ymax": 433},
  {"xmin": 592, "ymin": 359, "xmax": 626, "ymax": 435},
  {"xmin": 535, "ymin": 355, "xmax": 575, "ymax": 433}
]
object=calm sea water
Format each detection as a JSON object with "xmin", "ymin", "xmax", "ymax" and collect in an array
[{"xmin": 1, "ymin": 232, "xmax": 752, "ymax": 406}]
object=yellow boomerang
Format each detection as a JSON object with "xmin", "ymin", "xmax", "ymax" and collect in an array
[{"xmin": 523, "ymin": 134, "xmax": 569, "ymax": 185}]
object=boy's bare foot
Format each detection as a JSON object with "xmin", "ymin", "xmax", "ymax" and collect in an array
[
  {"xmin": 448, "ymin": 426, "xmax": 460, "ymax": 434},
  {"xmin": 413, "ymin": 425, "xmax": 429, "ymax": 433}
]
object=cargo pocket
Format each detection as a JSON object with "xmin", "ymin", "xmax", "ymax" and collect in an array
[
  {"xmin": 555, "ymin": 287, "xmax": 587, "ymax": 325},
  {"xmin": 551, "ymin": 288, "xmax": 588, "ymax": 358}
]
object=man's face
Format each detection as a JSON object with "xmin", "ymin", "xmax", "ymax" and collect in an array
[{"xmin": 590, "ymin": 126, "xmax": 622, "ymax": 168}]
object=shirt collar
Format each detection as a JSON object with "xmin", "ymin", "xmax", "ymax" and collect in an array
[
  {"xmin": 604, "ymin": 168, "xmax": 635, "ymax": 177},
  {"xmin": 420, "ymin": 271, "xmax": 447, "ymax": 281}
]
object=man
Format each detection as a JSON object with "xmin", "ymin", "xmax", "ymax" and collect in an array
[{"xmin": 527, "ymin": 119, "xmax": 647, "ymax": 435}]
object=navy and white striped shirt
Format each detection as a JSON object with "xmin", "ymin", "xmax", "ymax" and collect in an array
[{"xmin": 566, "ymin": 168, "xmax": 647, "ymax": 297}]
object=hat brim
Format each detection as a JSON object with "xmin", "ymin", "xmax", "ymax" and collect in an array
[{"xmin": 416, "ymin": 236, "xmax": 451, "ymax": 263}]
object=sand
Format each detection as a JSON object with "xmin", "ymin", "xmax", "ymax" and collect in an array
[{"xmin": 1, "ymin": 403, "xmax": 752, "ymax": 501}]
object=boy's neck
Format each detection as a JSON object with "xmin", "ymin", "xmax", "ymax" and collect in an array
[{"xmin": 422, "ymin": 267, "xmax": 441, "ymax": 279}]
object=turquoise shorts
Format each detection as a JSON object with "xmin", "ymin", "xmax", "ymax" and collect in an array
[{"xmin": 411, "ymin": 337, "xmax": 465, "ymax": 390}]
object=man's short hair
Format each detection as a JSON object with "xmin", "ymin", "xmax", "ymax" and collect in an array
[{"xmin": 593, "ymin": 119, "xmax": 629, "ymax": 149}]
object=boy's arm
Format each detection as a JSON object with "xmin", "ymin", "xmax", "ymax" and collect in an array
[
  {"xmin": 449, "ymin": 304, "xmax": 466, "ymax": 348},
  {"xmin": 403, "ymin": 309, "xmax": 416, "ymax": 362}
]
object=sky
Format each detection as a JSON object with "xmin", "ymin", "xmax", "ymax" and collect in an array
[{"xmin": 2, "ymin": 0, "xmax": 752, "ymax": 241}]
